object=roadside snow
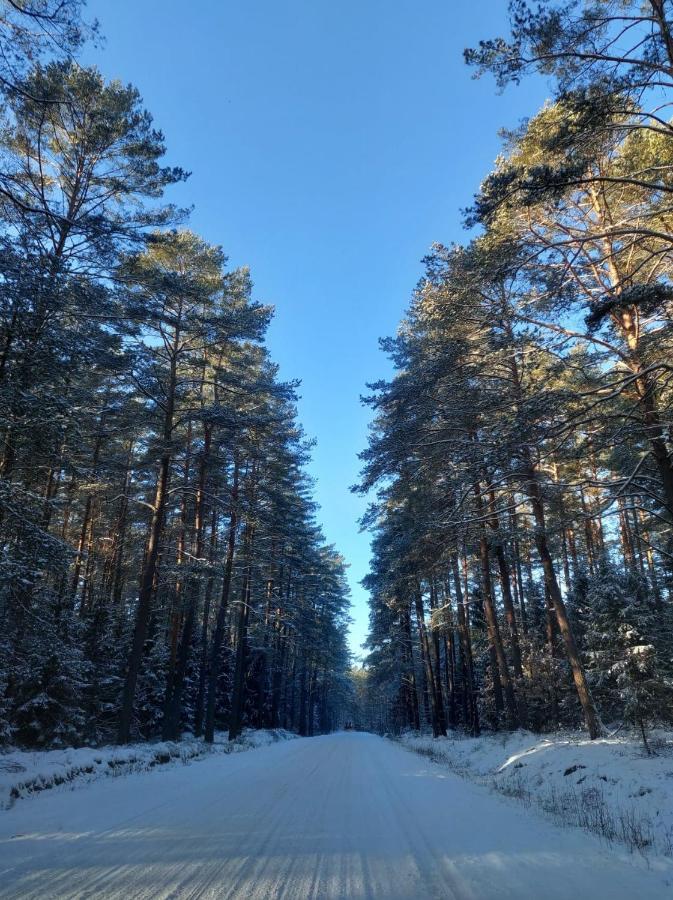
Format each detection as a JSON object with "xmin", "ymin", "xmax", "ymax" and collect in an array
[
  {"xmin": 399, "ymin": 729, "xmax": 673, "ymax": 857},
  {"xmin": 0, "ymin": 728, "xmax": 296, "ymax": 809}
]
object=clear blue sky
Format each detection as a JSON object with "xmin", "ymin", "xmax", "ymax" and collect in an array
[{"xmin": 84, "ymin": 0, "xmax": 547, "ymax": 660}]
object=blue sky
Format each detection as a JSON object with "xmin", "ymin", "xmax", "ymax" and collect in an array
[{"xmin": 84, "ymin": 0, "xmax": 547, "ymax": 660}]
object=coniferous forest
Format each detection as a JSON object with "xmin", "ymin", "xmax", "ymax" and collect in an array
[
  {"xmin": 4, "ymin": 0, "xmax": 673, "ymax": 760},
  {"xmin": 357, "ymin": 1, "xmax": 673, "ymax": 748},
  {"xmin": 0, "ymin": 1, "xmax": 351, "ymax": 748}
]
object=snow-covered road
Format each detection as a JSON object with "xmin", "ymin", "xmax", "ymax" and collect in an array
[{"xmin": 0, "ymin": 732, "xmax": 670, "ymax": 899}]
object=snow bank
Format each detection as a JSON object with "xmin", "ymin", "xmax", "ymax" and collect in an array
[
  {"xmin": 0, "ymin": 728, "xmax": 297, "ymax": 809},
  {"xmin": 399, "ymin": 729, "xmax": 673, "ymax": 857}
]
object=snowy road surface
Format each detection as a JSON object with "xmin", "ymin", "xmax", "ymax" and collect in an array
[{"xmin": 0, "ymin": 732, "xmax": 670, "ymax": 899}]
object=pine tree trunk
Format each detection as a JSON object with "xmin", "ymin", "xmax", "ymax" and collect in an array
[
  {"xmin": 414, "ymin": 587, "xmax": 446, "ymax": 736},
  {"xmin": 523, "ymin": 459, "xmax": 601, "ymax": 739},
  {"xmin": 117, "ymin": 312, "xmax": 181, "ymax": 744},
  {"xmin": 204, "ymin": 457, "xmax": 239, "ymax": 744},
  {"xmin": 474, "ymin": 481, "xmax": 519, "ymax": 728},
  {"xmin": 487, "ymin": 488, "xmax": 525, "ymax": 680},
  {"xmin": 70, "ymin": 428, "xmax": 104, "ymax": 606},
  {"xmin": 163, "ymin": 425, "xmax": 211, "ymax": 740},
  {"xmin": 401, "ymin": 606, "xmax": 420, "ymax": 729},
  {"xmin": 194, "ymin": 506, "xmax": 218, "ymax": 736},
  {"xmin": 117, "ymin": 447, "xmax": 172, "ymax": 744},
  {"xmin": 228, "ymin": 524, "xmax": 255, "ymax": 741},
  {"xmin": 508, "ymin": 497, "xmax": 528, "ymax": 634},
  {"xmin": 451, "ymin": 553, "xmax": 479, "ymax": 736}
]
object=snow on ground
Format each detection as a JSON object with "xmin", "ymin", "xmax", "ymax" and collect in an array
[
  {"xmin": 399, "ymin": 728, "xmax": 673, "ymax": 857},
  {"xmin": 0, "ymin": 731, "xmax": 671, "ymax": 899},
  {"xmin": 0, "ymin": 728, "xmax": 296, "ymax": 809}
]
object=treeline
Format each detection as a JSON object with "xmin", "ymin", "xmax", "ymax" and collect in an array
[
  {"xmin": 0, "ymin": 1, "xmax": 351, "ymax": 747},
  {"xmin": 357, "ymin": 0, "xmax": 673, "ymax": 747}
]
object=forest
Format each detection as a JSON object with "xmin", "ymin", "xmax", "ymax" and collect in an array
[
  {"xmin": 0, "ymin": 0, "xmax": 351, "ymax": 748},
  {"xmin": 357, "ymin": 0, "xmax": 673, "ymax": 749},
  {"xmin": 3, "ymin": 0, "xmax": 673, "ymax": 759}
]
